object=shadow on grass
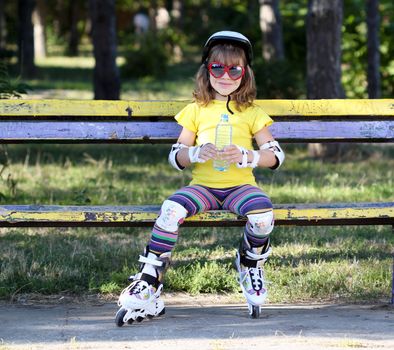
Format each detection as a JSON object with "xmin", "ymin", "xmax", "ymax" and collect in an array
[
  {"xmin": 1, "ymin": 224, "xmax": 392, "ymax": 300},
  {"xmin": 8, "ymin": 59, "xmax": 197, "ymax": 94},
  {"xmin": 9, "ymin": 64, "xmax": 93, "ymax": 91},
  {"xmin": 5, "ymin": 144, "xmax": 169, "ymax": 166},
  {"xmin": 172, "ymin": 244, "xmax": 393, "ymax": 268},
  {"xmin": 173, "ymin": 224, "xmax": 394, "ymax": 265}
]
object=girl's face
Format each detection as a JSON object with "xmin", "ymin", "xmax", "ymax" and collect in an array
[
  {"xmin": 209, "ymin": 66, "xmax": 243, "ymax": 100},
  {"xmin": 206, "ymin": 45, "xmax": 247, "ymax": 100},
  {"xmin": 207, "ymin": 45, "xmax": 246, "ymax": 100}
]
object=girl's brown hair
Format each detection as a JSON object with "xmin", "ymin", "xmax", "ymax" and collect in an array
[{"xmin": 193, "ymin": 44, "xmax": 256, "ymax": 111}]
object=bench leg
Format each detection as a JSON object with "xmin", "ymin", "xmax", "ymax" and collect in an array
[
  {"xmin": 392, "ymin": 258, "xmax": 394, "ymax": 304},
  {"xmin": 392, "ymin": 225, "xmax": 394, "ymax": 305}
]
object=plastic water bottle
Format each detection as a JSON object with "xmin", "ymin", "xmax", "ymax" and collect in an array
[{"xmin": 214, "ymin": 114, "xmax": 232, "ymax": 171}]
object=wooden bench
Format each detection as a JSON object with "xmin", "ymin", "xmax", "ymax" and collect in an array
[{"xmin": 0, "ymin": 98, "xmax": 393, "ymax": 302}]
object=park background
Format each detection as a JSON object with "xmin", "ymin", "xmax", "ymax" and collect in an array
[{"xmin": 0, "ymin": 0, "xmax": 393, "ymax": 304}]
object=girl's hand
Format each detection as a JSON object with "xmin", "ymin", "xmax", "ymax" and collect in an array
[
  {"xmin": 198, "ymin": 143, "xmax": 217, "ymax": 161},
  {"xmin": 220, "ymin": 145, "xmax": 244, "ymax": 163}
]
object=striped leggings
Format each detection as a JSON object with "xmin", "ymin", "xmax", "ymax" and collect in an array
[{"xmin": 149, "ymin": 184, "xmax": 273, "ymax": 255}]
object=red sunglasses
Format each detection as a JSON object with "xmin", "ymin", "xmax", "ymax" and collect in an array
[{"xmin": 207, "ymin": 61, "xmax": 245, "ymax": 80}]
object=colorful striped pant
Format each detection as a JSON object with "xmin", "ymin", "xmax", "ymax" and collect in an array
[{"xmin": 149, "ymin": 184, "xmax": 273, "ymax": 255}]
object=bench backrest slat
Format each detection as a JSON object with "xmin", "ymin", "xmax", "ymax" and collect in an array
[
  {"xmin": 1, "ymin": 99, "xmax": 393, "ymax": 118},
  {"xmin": 1, "ymin": 121, "xmax": 393, "ymax": 143}
]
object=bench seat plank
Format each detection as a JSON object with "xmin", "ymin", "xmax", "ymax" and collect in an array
[
  {"xmin": 0, "ymin": 202, "xmax": 392, "ymax": 227},
  {"xmin": 1, "ymin": 121, "xmax": 393, "ymax": 143},
  {"xmin": 1, "ymin": 99, "xmax": 393, "ymax": 118}
]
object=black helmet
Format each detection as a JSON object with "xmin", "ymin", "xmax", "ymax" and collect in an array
[{"xmin": 201, "ymin": 30, "xmax": 253, "ymax": 65}]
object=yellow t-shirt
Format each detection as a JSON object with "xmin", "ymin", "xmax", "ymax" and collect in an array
[{"xmin": 175, "ymin": 100, "xmax": 273, "ymax": 188}]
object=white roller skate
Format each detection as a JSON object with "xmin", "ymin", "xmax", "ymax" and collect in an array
[
  {"xmin": 115, "ymin": 247, "xmax": 171, "ymax": 327},
  {"xmin": 235, "ymin": 237, "xmax": 272, "ymax": 319}
]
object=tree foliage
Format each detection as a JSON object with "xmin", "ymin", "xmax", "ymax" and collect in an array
[
  {"xmin": 0, "ymin": 0, "xmax": 393, "ymax": 98},
  {"xmin": 0, "ymin": 62, "xmax": 29, "ymax": 99}
]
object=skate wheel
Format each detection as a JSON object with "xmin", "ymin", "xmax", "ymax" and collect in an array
[
  {"xmin": 146, "ymin": 314, "xmax": 154, "ymax": 319},
  {"xmin": 249, "ymin": 305, "xmax": 260, "ymax": 319},
  {"xmin": 115, "ymin": 308, "xmax": 127, "ymax": 327},
  {"xmin": 136, "ymin": 316, "xmax": 144, "ymax": 322},
  {"xmin": 158, "ymin": 307, "xmax": 165, "ymax": 316}
]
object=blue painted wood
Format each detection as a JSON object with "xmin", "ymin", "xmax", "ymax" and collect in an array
[{"xmin": 1, "ymin": 121, "xmax": 393, "ymax": 143}]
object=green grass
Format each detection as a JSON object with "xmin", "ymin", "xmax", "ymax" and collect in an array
[
  {"xmin": 0, "ymin": 143, "xmax": 393, "ymax": 303},
  {"xmin": 1, "ymin": 55, "xmax": 393, "ymax": 303},
  {"xmin": 12, "ymin": 55, "xmax": 196, "ymax": 100},
  {"xmin": 1, "ymin": 144, "xmax": 392, "ymax": 205}
]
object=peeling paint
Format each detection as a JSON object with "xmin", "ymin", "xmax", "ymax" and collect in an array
[
  {"xmin": 1, "ymin": 99, "xmax": 393, "ymax": 118},
  {"xmin": 0, "ymin": 204, "xmax": 392, "ymax": 226}
]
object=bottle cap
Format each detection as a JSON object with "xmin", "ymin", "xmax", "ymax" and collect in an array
[{"xmin": 221, "ymin": 114, "xmax": 229, "ymax": 122}]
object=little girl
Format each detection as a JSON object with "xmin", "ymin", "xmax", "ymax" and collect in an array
[{"xmin": 116, "ymin": 31, "xmax": 285, "ymax": 324}]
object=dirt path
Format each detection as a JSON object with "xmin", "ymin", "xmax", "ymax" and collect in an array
[{"xmin": 0, "ymin": 295, "xmax": 393, "ymax": 350}]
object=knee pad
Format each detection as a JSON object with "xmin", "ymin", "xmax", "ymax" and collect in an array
[
  {"xmin": 247, "ymin": 210, "xmax": 274, "ymax": 237},
  {"xmin": 156, "ymin": 200, "xmax": 187, "ymax": 232}
]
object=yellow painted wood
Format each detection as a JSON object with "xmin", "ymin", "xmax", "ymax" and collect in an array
[
  {"xmin": 0, "ymin": 211, "xmax": 88, "ymax": 222},
  {"xmin": 273, "ymin": 207, "xmax": 394, "ymax": 221},
  {"xmin": 1, "ymin": 99, "xmax": 393, "ymax": 118},
  {"xmin": 0, "ymin": 206, "xmax": 392, "ymax": 224},
  {"xmin": 255, "ymin": 99, "xmax": 394, "ymax": 118},
  {"xmin": 0, "ymin": 100, "xmax": 188, "ymax": 117},
  {"xmin": 0, "ymin": 210, "xmax": 154, "ymax": 223}
]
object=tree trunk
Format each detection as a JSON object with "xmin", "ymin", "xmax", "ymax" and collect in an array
[
  {"xmin": 307, "ymin": 0, "xmax": 345, "ymax": 99},
  {"xmin": 171, "ymin": 0, "xmax": 183, "ymax": 30},
  {"xmin": 32, "ymin": 0, "xmax": 46, "ymax": 59},
  {"xmin": 307, "ymin": 0, "xmax": 345, "ymax": 158},
  {"xmin": 0, "ymin": 0, "xmax": 6, "ymax": 50},
  {"xmin": 148, "ymin": 0, "xmax": 158, "ymax": 32},
  {"xmin": 366, "ymin": 0, "xmax": 381, "ymax": 98},
  {"xmin": 167, "ymin": 1, "xmax": 183, "ymax": 63},
  {"xmin": 259, "ymin": 0, "xmax": 285, "ymax": 62},
  {"xmin": 67, "ymin": 0, "xmax": 80, "ymax": 56},
  {"xmin": 18, "ymin": 0, "xmax": 36, "ymax": 78},
  {"xmin": 88, "ymin": 0, "xmax": 120, "ymax": 100}
]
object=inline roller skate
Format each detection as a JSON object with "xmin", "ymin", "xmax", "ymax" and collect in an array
[
  {"xmin": 115, "ymin": 247, "xmax": 170, "ymax": 326},
  {"xmin": 235, "ymin": 236, "xmax": 272, "ymax": 319}
]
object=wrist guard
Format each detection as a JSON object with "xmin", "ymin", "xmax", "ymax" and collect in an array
[
  {"xmin": 188, "ymin": 144, "xmax": 206, "ymax": 163},
  {"xmin": 168, "ymin": 143, "xmax": 187, "ymax": 171},
  {"xmin": 236, "ymin": 146, "xmax": 261, "ymax": 168},
  {"xmin": 260, "ymin": 140, "xmax": 285, "ymax": 169}
]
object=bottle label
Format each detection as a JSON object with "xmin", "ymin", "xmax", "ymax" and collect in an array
[{"xmin": 214, "ymin": 114, "xmax": 232, "ymax": 171}]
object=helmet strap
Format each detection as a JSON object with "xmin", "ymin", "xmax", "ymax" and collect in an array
[
  {"xmin": 210, "ymin": 89, "xmax": 235, "ymax": 115},
  {"xmin": 226, "ymin": 95, "xmax": 234, "ymax": 115}
]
